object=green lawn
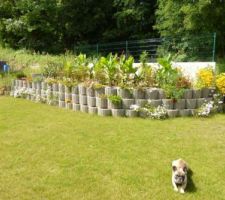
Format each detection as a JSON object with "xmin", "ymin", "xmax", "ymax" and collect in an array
[{"xmin": 0, "ymin": 96, "xmax": 225, "ymax": 200}]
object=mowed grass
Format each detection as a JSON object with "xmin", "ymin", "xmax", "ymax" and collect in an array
[{"xmin": 0, "ymin": 97, "xmax": 225, "ymax": 200}]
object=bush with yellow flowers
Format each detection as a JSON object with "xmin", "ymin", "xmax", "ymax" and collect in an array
[
  {"xmin": 196, "ymin": 67, "xmax": 214, "ymax": 88},
  {"xmin": 216, "ymin": 73, "xmax": 225, "ymax": 95}
]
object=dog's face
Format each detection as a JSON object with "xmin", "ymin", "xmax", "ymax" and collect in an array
[{"xmin": 172, "ymin": 159, "xmax": 187, "ymax": 184}]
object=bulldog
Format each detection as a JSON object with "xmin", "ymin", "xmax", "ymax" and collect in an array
[{"xmin": 172, "ymin": 159, "xmax": 188, "ymax": 193}]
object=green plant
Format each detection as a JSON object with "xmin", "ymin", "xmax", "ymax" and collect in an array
[
  {"xmin": 60, "ymin": 77, "xmax": 77, "ymax": 89},
  {"xmin": 108, "ymin": 95, "xmax": 122, "ymax": 105},
  {"xmin": 15, "ymin": 71, "xmax": 27, "ymax": 79},
  {"xmin": 42, "ymin": 61, "xmax": 63, "ymax": 78},
  {"xmin": 93, "ymin": 83, "xmax": 105, "ymax": 90}
]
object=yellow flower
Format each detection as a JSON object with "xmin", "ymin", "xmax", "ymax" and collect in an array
[
  {"xmin": 196, "ymin": 68, "xmax": 214, "ymax": 88},
  {"xmin": 216, "ymin": 73, "xmax": 225, "ymax": 95}
]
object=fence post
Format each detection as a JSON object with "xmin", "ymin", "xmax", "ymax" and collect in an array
[
  {"xmin": 212, "ymin": 32, "xmax": 217, "ymax": 62},
  {"xmin": 125, "ymin": 41, "xmax": 128, "ymax": 57}
]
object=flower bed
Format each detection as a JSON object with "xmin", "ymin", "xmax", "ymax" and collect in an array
[
  {"xmin": 6, "ymin": 53, "xmax": 225, "ymax": 118},
  {"xmin": 10, "ymin": 79, "xmax": 222, "ymax": 119}
]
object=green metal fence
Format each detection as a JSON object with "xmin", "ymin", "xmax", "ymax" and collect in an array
[{"xmin": 74, "ymin": 33, "xmax": 216, "ymax": 62}]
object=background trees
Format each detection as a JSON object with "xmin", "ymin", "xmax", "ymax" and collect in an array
[{"xmin": 0, "ymin": 0, "xmax": 224, "ymax": 57}]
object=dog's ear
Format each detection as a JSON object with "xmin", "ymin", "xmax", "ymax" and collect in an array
[{"xmin": 172, "ymin": 166, "xmax": 177, "ymax": 171}]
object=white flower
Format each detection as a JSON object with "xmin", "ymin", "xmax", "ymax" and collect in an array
[{"xmin": 130, "ymin": 104, "xmax": 140, "ymax": 111}]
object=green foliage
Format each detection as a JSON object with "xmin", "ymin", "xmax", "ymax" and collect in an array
[
  {"xmin": 156, "ymin": 55, "xmax": 186, "ymax": 99},
  {"xmin": 155, "ymin": 0, "xmax": 225, "ymax": 58},
  {"xmin": 108, "ymin": 95, "xmax": 122, "ymax": 105},
  {"xmin": 0, "ymin": 0, "xmax": 157, "ymax": 53}
]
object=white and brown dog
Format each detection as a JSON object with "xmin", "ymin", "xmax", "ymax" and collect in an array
[{"xmin": 172, "ymin": 159, "xmax": 188, "ymax": 193}]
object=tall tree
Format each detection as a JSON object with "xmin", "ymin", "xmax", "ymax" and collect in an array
[
  {"xmin": 155, "ymin": 0, "xmax": 225, "ymax": 57},
  {"xmin": 103, "ymin": 0, "xmax": 158, "ymax": 41}
]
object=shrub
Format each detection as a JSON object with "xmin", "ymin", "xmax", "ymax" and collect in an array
[
  {"xmin": 196, "ymin": 67, "xmax": 214, "ymax": 88},
  {"xmin": 108, "ymin": 95, "xmax": 122, "ymax": 105},
  {"xmin": 216, "ymin": 73, "xmax": 225, "ymax": 95}
]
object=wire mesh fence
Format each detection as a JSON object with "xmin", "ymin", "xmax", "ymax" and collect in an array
[{"xmin": 74, "ymin": 33, "xmax": 216, "ymax": 62}]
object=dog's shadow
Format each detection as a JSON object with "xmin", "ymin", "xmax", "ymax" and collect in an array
[{"xmin": 186, "ymin": 168, "xmax": 197, "ymax": 193}]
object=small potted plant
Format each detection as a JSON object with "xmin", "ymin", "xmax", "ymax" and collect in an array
[
  {"xmin": 94, "ymin": 83, "xmax": 105, "ymax": 97},
  {"xmin": 108, "ymin": 95, "xmax": 122, "ymax": 109}
]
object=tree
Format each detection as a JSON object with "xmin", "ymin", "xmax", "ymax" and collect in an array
[
  {"xmin": 155, "ymin": 0, "xmax": 225, "ymax": 57},
  {"xmin": 103, "ymin": 0, "xmax": 157, "ymax": 41}
]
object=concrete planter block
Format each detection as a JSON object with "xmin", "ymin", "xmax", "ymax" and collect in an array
[
  {"xmin": 18, "ymin": 80, "xmax": 23, "ymax": 88},
  {"xmin": 201, "ymin": 88, "xmax": 210, "ymax": 98},
  {"xmin": 72, "ymin": 86, "xmax": 79, "ymax": 94},
  {"xmin": 32, "ymin": 82, "xmax": 36, "ymax": 90},
  {"xmin": 190, "ymin": 109, "xmax": 197, "ymax": 116},
  {"xmin": 80, "ymin": 95, "xmax": 88, "ymax": 105},
  {"xmin": 133, "ymin": 89, "xmax": 146, "ymax": 99},
  {"xmin": 87, "ymin": 87, "xmax": 95, "ymax": 97},
  {"xmin": 135, "ymin": 99, "xmax": 148, "ymax": 107},
  {"xmin": 98, "ymin": 108, "xmax": 112, "ymax": 116},
  {"xmin": 47, "ymin": 84, "xmax": 52, "ymax": 92},
  {"xmin": 96, "ymin": 97, "xmax": 108, "ymax": 108},
  {"xmin": 105, "ymin": 86, "xmax": 117, "ymax": 96},
  {"xmin": 36, "ymin": 89, "xmax": 41, "ymax": 95},
  {"xmin": 108, "ymin": 100, "xmax": 122, "ymax": 109},
  {"xmin": 174, "ymin": 99, "xmax": 186, "ymax": 109},
  {"xmin": 26, "ymin": 81, "xmax": 31, "ymax": 89},
  {"xmin": 87, "ymin": 96, "xmax": 96, "ymax": 107},
  {"xmin": 118, "ymin": 88, "xmax": 133, "ymax": 99},
  {"xmin": 167, "ymin": 109, "xmax": 179, "ymax": 118},
  {"xmin": 197, "ymin": 98, "xmax": 206, "ymax": 108},
  {"xmin": 59, "ymin": 92, "xmax": 65, "ymax": 101},
  {"xmin": 36, "ymin": 82, "xmax": 42, "ymax": 90},
  {"xmin": 72, "ymin": 94, "xmax": 79, "ymax": 104},
  {"xmin": 158, "ymin": 89, "xmax": 166, "ymax": 99},
  {"xmin": 112, "ymin": 109, "xmax": 125, "ymax": 117},
  {"xmin": 162, "ymin": 99, "xmax": 174, "ymax": 109},
  {"xmin": 182, "ymin": 89, "xmax": 193, "ymax": 99},
  {"xmin": 65, "ymin": 86, "xmax": 72, "ymax": 94},
  {"xmin": 59, "ymin": 100, "xmax": 65, "ymax": 108},
  {"xmin": 66, "ymin": 103, "xmax": 73, "ymax": 110},
  {"xmin": 15, "ymin": 80, "xmax": 19, "ymax": 87},
  {"xmin": 125, "ymin": 110, "xmax": 139, "ymax": 118},
  {"xmin": 41, "ymin": 82, "xmax": 46, "ymax": 90},
  {"xmin": 88, "ymin": 107, "xmax": 98, "ymax": 114},
  {"xmin": 148, "ymin": 99, "xmax": 162, "ymax": 107},
  {"xmin": 186, "ymin": 99, "xmax": 197, "ymax": 109},
  {"xmin": 192, "ymin": 89, "xmax": 202, "ymax": 98},
  {"xmin": 73, "ymin": 104, "xmax": 80, "ymax": 111},
  {"xmin": 179, "ymin": 109, "xmax": 191, "ymax": 117},
  {"xmin": 122, "ymin": 99, "xmax": 135, "ymax": 109},
  {"xmin": 41, "ymin": 89, "xmax": 46, "ymax": 96},
  {"xmin": 65, "ymin": 93, "xmax": 72, "ymax": 101},
  {"xmin": 53, "ymin": 91, "xmax": 59, "ymax": 97},
  {"xmin": 78, "ymin": 84, "xmax": 87, "ymax": 95},
  {"xmin": 95, "ymin": 87, "xmax": 105, "ymax": 97},
  {"xmin": 146, "ymin": 88, "xmax": 159, "ymax": 99},
  {"xmin": 58, "ymin": 83, "xmax": 65, "ymax": 93},
  {"xmin": 22, "ymin": 80, "xmax": 27, "ymax": 88},
  {"xmin": 52, "ymin": 83, "xmax": 59, "ymax": 92},
  {"xmin": 80, "ymin": 105, "xmax": 89, "ymax": 113}
]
